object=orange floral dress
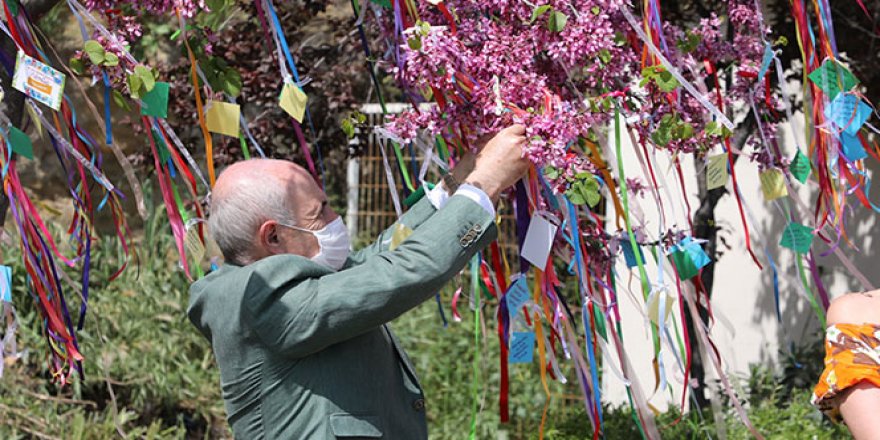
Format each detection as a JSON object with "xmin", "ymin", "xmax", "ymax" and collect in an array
[{"xmin": 812, "ymin": 323, "xmax": 880, "ymax": 422}]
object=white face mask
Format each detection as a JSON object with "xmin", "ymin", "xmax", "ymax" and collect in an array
[{"xmin": 280, "ymin": 217, "xmax": 351, "ymax": 270}]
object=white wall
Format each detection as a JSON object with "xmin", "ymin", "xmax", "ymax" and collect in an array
[{"xmin": 601, "ymin": 112, "xmax": 880, "ymax": 409}]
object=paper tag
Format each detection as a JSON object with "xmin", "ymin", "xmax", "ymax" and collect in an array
[
  {"xmin": 647, "ymin": 289, "xmax": 675, "ymax": 325},
  {"xmin": 669, "ymin": 237, "xmax": 710, "ymax": 280},
  {"xmin": 279, "ymin": 82, "xmax": 308, "ymax": 122},
  {"xmin": 841, "ymin": 132, "xmax": 868, "ymax": 162},
  {"xmin": 388, "ymin": 223, "xmax": 414, "ymax": 251},
  {"xmin": 12, "ymin": 51, "xmax": 65, "ymax": 110},
  {"xmin": 789, "ymin": 150, "xmax": 811, "ymax": 184},
  {"xmin": 206, "ymin": 101, "xmax": 241, "ymax": 137},
  {"xmin": 504, "ymin": 277, "xmax": 530, "ymax": 317},
  {"xmin": 184, "ymin": 225, "xmax": 206, "ymax": 263},
  {"xmin": 780, "ymin": 222, "xmax": 814, "ymax": 254},
  {"xmin": 706, "ymin": 154, "xmax": 729, "ymax": 190},
  {"xmin": 808, "ymin": 59, "xmax": 859, "ymax": 100},
  {"xmin": 824, "ymin": 93, "xmax": 872, "ymax": 136},
  {"xmin": 509, "ymin": 331, "xmax": 535, "ymax": 364},
  {"xmin": 7, "ymin": 127, "xmax": 33, "ymax": 159},
  {"xmin": 620, "ymin": 240, "xmax": 644, "ymax": 268},
  {"xmin": 0, "ymin": 265, "xmax": 11, "ymax": 303},
  {"xmin": 760, "ymin": 169, "xmax": 788, "ymax": 201},
  {"xmin": 141, "ymin": 82, "xmax": 170, "ymax": 118},
  {"xmin": 521, "ymin": 213, "xmax": 557, "ymax": 268}
]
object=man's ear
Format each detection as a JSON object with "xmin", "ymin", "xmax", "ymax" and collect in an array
[{"xmin": 258, "ymin": 221, "xmax": 283, "ymax": 253}]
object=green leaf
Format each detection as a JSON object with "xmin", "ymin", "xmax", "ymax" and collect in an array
[
  {"xmin": 591, "ymin": 6, "xmax": 601, "ymax": 15},
  {"xmin": 135, "ymin": 65, "xmax": 156, "ymax": 92},
  {"xmin": 598, "ymin": 49, "xmax": 612, "ymax": 64},
  {"xmin": 566, "ymin": 189, "xmax": 586, "ymax": 205},
  {"xmin": 543, "ymin": 166, "xmax": 561, "ymax": 180},
  {"xmin": 407, "ymin": 37, "xmax": 422, "ymax": 51},
  {"xmin": 103, "ymin": 52, "xmax": 119, "ymax": 67},
  {"xmin": 128, "ymin": 74, "xmax": 143, "ymax": 99},
  {"xmin": 220, "ymin": 69, "xmax": 242, "ymax": 97},
  {"xmin": 655, "ymin": 69, "xmax": 679, "ymax": 92},
  {"xmin": 547, "ymin": 11, "xmax": 568, "ymax": 32},
  {"xmin": 69, "ymin": 57, "xmax": 86, "ymax": 75},
  {"xmin": 112, "ymin": 89, "xmax": 132, "ymax": 111},
  {"xmin": 530, "ymin": 5, "xmax": 552, "ymax": 24},
  {"xmin": 83, "ymin": 40, "xmax": 105, "ymax": 65},
  {"xmin": 341, "ymin": 119, "xmax": 355, "ymax": 139}
]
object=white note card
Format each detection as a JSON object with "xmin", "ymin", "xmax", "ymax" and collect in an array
[{"xmin": 520, "ymin": 213, "xmax": 557, "ymax": 268}]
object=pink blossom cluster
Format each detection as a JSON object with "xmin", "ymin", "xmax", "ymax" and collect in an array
[{"xmin": 380, "ymin": 0, "xmax": 779, "ymax": 179}]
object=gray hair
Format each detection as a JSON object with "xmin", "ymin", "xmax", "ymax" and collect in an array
[{"xmin": 208, "ymin": 168, "xmax": 295, "ymax": 265}]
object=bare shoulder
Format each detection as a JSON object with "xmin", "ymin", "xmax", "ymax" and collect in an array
[{"xmin": 826, "ymin": 289, "xmax": 880, "ymax": 327}]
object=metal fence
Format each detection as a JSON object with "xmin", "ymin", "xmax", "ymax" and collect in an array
[{"xmin": 346, "ymin": 104, "xmax": 521, "ymax": 263}]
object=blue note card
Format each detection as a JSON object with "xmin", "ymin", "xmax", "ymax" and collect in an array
[
  {"xmin": 0, "ymin": 265, "xmax": 11, "ymax": 303},
  {"xmin": 841, "ymin": 132, "xmax": 868, "ymax": 162},
  {"xmin": 504, "ymin": 277, "xmax": 530, "ymax": 317},
  {"xmin": 509, "ymin": 331, "xmax": 536, "ymax": 364},
  {"xmin": 825, "ymin": 93, "xmax": 872, "ymax": 136},
  {"xmin": 620, "ymin": 240, "xmax": 644, "ymax": 268}
]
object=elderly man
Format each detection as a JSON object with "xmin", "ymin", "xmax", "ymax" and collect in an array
[{"xmin": 188, "ymin": 125, "xmax": 529, "ymax": 439}]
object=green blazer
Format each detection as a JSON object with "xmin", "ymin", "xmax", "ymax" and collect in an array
[{"xmin": 188, "ymin": 195, "xmax": 497, "ymax": 439}]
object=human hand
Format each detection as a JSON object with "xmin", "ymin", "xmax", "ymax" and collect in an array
[{"xmin": 463, "ymin": 125, "xmax": 529, "ymax": 202}]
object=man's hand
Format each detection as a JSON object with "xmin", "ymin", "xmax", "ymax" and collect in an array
[
  {"xmin": 442, "ymin": 132, "xmax": 495, "ymax": 194},
  {"xmin": 463, "ymin": 125, "xmax": 529, "ymax": 202}
]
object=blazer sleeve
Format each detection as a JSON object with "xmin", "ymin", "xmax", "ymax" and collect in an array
[
  {"xmin": 242, "ymin": 195, "xmax": 497, "ymax": 358},
  {"xmin": 344, "ymin": 194, "xmax": 438, "ymax": 267}
]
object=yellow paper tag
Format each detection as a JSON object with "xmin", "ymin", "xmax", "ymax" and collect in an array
[
  {"xmin": 388, "ymin": 223, "xmax": 414, "ymax": 251},
  {"xmin": 206, "ymin": 101, "xmax": 241, "ymax": 137},
  {"xmin": 279, "ymin": 83, "xmax": 308, "ymax": 122},
  {"xmin": 184, "ymin": 225, "xmax": 206, "ymax": 263},
  {"xmin": 647, "ymin": 290, "xmax": 675, "ymax": 325},
  {"xmin": 760, "ymin": 169, "xmax": 788, "ymax": 201},
  {"xmin": 706, "ymin": 154, "xmax": 728, "ymax": 190}
]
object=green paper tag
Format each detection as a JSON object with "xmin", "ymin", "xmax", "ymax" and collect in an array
[
  {"xmin": 808, "ymin": 59, "xmax": 859, "ymax": 100},
  {"xmin": 670, "ymin": 250, "xmax": 699, "ymax": 280},
  {"xmin": 369, "ymin": 0, "xmax": 391, "ymax": 9},
  {"xmin": 789, "ymin": 150, "xmax": 811, "ymax": 184},
  {"xmin": 780, "ymin": 222, "xmax": 814, "ymax": 254},
  {"xmin": 8, "ymin": 126, "xmax": 33, "ymax": 159},
  {"xmin": 140, "ymin": 82, "xmax": 170, "ymax": 118}
]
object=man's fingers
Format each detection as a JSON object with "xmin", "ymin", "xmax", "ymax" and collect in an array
[{"xmin": 503, "ymin": 124, "xmax": 526, "ymax": 136}]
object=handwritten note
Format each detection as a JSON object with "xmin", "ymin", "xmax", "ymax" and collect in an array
[
  {"xmin": 7, "ymin": 127, "xmax": 33, "ymax": 159},
  {"xmin": 789, "ymin": 150, "xmax": 811, "ymax": 184},
  {"xmin": 808, "ymin": 59, "xmax": 859, "ymax": 100},
  {"xmin": 706, "ymin": 154, "xmax": 729, "ymax": 190},
  {"xmin": 824, "ymin": 93, "xmax": 871, "ymax": 136},
  {"xmin": 279, "ymin": 82, "xmax": 308, "ymax": 122},
  {"xmin": 760, "ymin": 169, "xmax": 788, "ymax": 201},
  {"xmin": 841, "ymin": 133, "xmax": 868, "ymax": 162},
  {"xmin": 509, "ymin": 331, "xmax": 536, "ymax": 364},
  {"xmin": 620, "ymin": 240, "xmax": 644, "ymax": 268},
  {"xmin": 141, "ymin": 82, "xmax": 170, "ymax": 118},
  {"xmin": 779, "ymin": 222, "xmax": 814, "ymax": 254},
  {"xmin": 388, "ymin": 223, "xmax": 414, "ymax": 251},
  {"xmin": 0, "ymin": 265, "xmax": 11, "ymax": 303},
  {"xmin": 504, "ymin": 277, "xmax": 530, "ymax": 317},
  {"xmin": 12, "ymin": 51, "xmax": 65, "ymax": 110},
  {"xmin": 521, "ymin": 213, "xmax": 557, "ymax": 268},
  {"xmin": 206, "ymin": 101, "xmax": 241, "ymax": 137}
]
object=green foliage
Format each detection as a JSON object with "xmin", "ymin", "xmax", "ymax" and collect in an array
[
  {"xmin": 0, "ymin": 205, "xmax": 227, "ymax": 439},
  {"xmin": 640, "ymin": 65, "xmax": 680, "ymax": 93}
]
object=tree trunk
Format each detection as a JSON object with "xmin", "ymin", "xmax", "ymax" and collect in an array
[{"xmin": 687, "ymin": 113, "xmax": 757, "ymax": 409}]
